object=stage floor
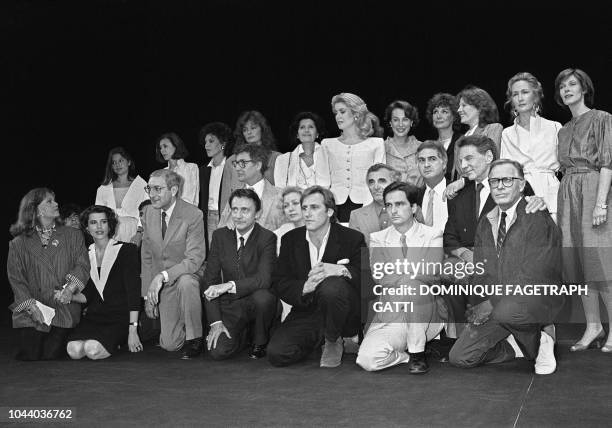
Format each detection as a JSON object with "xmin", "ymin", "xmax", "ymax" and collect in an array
[{"xmin": 1, "ymin": 325, "xmax": 611, "ymax": 427}]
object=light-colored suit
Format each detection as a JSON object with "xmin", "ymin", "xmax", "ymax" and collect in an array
[
  {"xmin": 218, "ymin": 179, "xmax": 285, "ymax": 232},
  {"xmin": 348, "ymin": 202, "xmax": 383, "ymax": 246},
  {"xmin": 141, "ymin": 198, "xmax": 206, "ymax": 350},
  {"xmin": 356, "ymin": 222, "xmax": 444, "ymax": 371}
]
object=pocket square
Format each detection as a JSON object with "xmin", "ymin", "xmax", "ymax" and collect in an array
[{"xmin": 337, "ymin": 259, "xmax": 349, "ymax": 265}]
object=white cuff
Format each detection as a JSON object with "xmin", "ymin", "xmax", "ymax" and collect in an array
[
  {"xmin": 227, "ymin": 281, "xmax": 236, "ymax": 294},
  {"xmin": 161, "ymin": 271, "xmax": 169, "ymax": 283}
]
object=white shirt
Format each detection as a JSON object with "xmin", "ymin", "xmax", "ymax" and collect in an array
[
  {"xmin": 208, "ymin": 157, "xmax": 226, "ymax": 211},
  {"xmin": 245, "ymin": 178, "xmax": 265, "ymax": 200},
  {"xmin": 274, "ymin": 143, "xmax": 331, "ymax": 189},
  {"xmin": 166, "ymin": 158, "xmax": 200, "ymax": 206},
  {"xmin": 422, "ymin": 178, "xmax": 448, "ymax": 232},
  {"xmin": 476, "ymin": 178, "xmax": 491, "ymax": 216},
  {"xmin": 305, "ymin": 224, "xmax": 331, "ymax": 267}
]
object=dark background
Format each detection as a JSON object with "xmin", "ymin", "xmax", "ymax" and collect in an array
[{"xmin": 3, "ymin": 0, "xmax": 612, "ymax": 323}]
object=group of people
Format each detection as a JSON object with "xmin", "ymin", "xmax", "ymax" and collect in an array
[{"xmin": 7, "ymin": 68, "xmax": 612, "ymax": 377}]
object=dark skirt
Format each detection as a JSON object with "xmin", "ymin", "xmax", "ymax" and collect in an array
[{"xmin": 68, "ymin": 318, "xmax": 127, "ymax": 354}]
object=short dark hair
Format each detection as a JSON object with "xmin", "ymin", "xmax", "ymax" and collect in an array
[
  {"xmin": 80, "ymin": 205, "xmax": 119, "ymax": 240},
  {"xmin": 155, "ymin": 132, "xmax": 190, "ymax": 163},
  {"xmin": 102, "ymin": 147, "xmax": 137, "ymax": 186},
  {"xmin": 425, "ymin": 93, "xmax": 461, "ymax": 132},
  {"xmin": 288, "ymin": 111, "xmax": 327, "ymax": 148},
  {"xmin": 228, "ymin": 188, "xmax": 261, "ymax": 212},
  {"xmin": 456, "ymin": 135, "xmax": 498, "ymax": 160},
  {"xmin": 489, "ymin": 159, "xmax": 525, "ymax": 179},
  {"xmin": 301, "ymin": 185, "xmax": 337, "ymax": 223},
  {"xmin": 60, "ymin": 203, "xmax": 82, "ymax": 222},
  {"xmin": 366, "ymin": 163, "xmax": 401, "ymax": 181},
  {"xmin": 554, "ymin": 68, "xmax": 595, "ymax": 108},
  {"xmin": 234, "ymin": 110, "xmax": 277, "ymax": 151},
  {"xmin": 384, "ymin": 100, "xmax": 420, "ymax": 135},
  {"xmin": 198, "ymin": 122, "xmax": 235, "ymax": 157},
  {"xmin": 457, "ymin": 86, "xmax": 499, "ymax": 126},
  {"xmin": 10, "ymin": 188, "xmax": 55, "ymax": 237},
  {"xmin": 383, "ymin": 181, "xmax": 422, "ymax": 207},
  {"xmin": 417, "ymin": 140, "xmax": 448, "ymax": 163},
  {"xmin": 233, "ymin": 143, "xmax": 270, "ymax": 174}
]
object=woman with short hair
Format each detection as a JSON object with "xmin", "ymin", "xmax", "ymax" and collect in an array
[{"xmin": 155, "ymin": 132, "xmax": 200, "ymax": 206}]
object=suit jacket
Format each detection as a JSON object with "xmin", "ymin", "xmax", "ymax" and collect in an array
[
  {"xmin": 273, "ymin": 223, "xmax": 367, "ymax": 313},
  {"xmin": 199, "ymin": 163, "xmax": 225, "ymax": 248},
  {"xmin": 348, "ymin": 202, "xmax": 382, "ymax": 246},
  {"xmin": 472, "ymin": 198, "xmax": 562, "ymax": 310},
  {"xmin": 7, "ymin": 226, "xmax": 90, "ymax": 330},
  {"xmin": 217, "ymin": 179, "xmax": 285, "ymax": 232},
  {"xmin": 140, "ymin": 198, "xmax": 206, "ymax": 296},
  {"xmin": 446, "ymin": 131, "xmax": 463, "ymax": 182},
  {"xmin": 443, "ymin": 180, "xmax": 496, "ymax": 252},
  {"xmin": 203, "ymin": 223, "xmax": 277, "ymax": 323}
]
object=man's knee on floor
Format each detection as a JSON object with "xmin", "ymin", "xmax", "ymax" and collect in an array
[
  {"xmin": 267, "ymin": 338, "xmax": 302, "ymax": 367},
  {"xmin": 356, "ymin": 348, "xmax": 387, "ymax": 372},
  {"xmin": 160, "ymin": 333, "xmax": 184, "ymax": 352},
  {"xmin": 66, "ymin": 341, "xmax": 84, "ymax": 359},
  {"xmin": 449, "ymin": 345, "xmax": 479, "ymax": 368},
  {"xmin": 207, "ymin": 334, "xmax": 237, "ymax": 361}
]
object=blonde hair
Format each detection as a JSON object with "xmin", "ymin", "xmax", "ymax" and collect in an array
[{"xmin": 331, "ymin": 92, "xmax": 382, "ymax": 139}]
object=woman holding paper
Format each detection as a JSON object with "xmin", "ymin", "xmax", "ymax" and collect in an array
[
  {"xmin": 7, "ymin": 188, "xmax": 90, "ymax": 360},
  {"xmin": 67, "ymin": 205, "xmax": 142, "ymax": 359}
]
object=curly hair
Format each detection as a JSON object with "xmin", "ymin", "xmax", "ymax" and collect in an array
[
  {"xmin": 457, "ymin": 86, "xmax": 499, "ymax": 126},
  {"xmin": 10, "ymin": 188, "xmax": 56, "ymax": 237},
  {"xmin": 198, "ymin": 122, "xmax": 235, "ymax": 157},
  {"xmin": 425, "ymin": 93, "xmax": 461, "ymax": 132},
  {"xmin": 288, "ymin": 111, "xmax": 327, "ymax": 148},
  {"xmin": 384, "ymin": 100, "xmax": 420, "ymax": 134},
  {"xmin": 504, "ymin": 72, "xmax": 545, "ymax": 118},
  {"xmin": 155, "ymin": 132, "xmax": 190, "ymax": 163},
  {"xmin": 234, "ymin": 110, "xmax": 277, "ymax": 151},
  {"xmin": 331, "ymin": 92, "xmax": 383, "ymax": 139},
  {"xmin": 554, "ymin": 68, "xmax": 595, "ymax": 108},
  {"xmin": 102, "ymin": 146, "xmax": 137, "ymax": 186},
  {"xmin": 80, "ymin": 205, "xmax": 119, "ymax": 240}
]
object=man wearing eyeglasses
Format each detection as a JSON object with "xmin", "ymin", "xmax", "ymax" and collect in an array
[
  {"xmin": 218, "ymin": 144, "xmax": 284, "ymax": 232},
  {"xmin": 449, "ymin": 159, "xmax": 562, "ymax": 375},
  {"xmin": 142, "ymin": 169, "xmax": 206, "ymax": 359}
]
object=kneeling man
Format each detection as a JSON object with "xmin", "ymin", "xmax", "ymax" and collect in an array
[
  {"xmin": 357, "ymin": 182, "xmax": 444, "ymax": 374},
  {"xmin": 449, "ymin": 160, "xmax": 562, "ymax": 374},
  {"xmin": 203, "ymin": 189, "xmax": 278, "ymax": 360}
]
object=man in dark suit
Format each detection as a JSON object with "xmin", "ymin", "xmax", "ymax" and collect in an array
[
  {"xmin": 348, "ymin": 163, "xmax": 399, "ymax": 246},
  {"xmin": 268, "ymin": 186, "xmax": 366, "ymax": 368},
  {"xmin": 142, "ymin": 169, "xmax": 206, "ymax": 359},
  {"xmin": 202, "ymin": 188, "xmax": 278, "ymax": 360},
  {"xmin": 449, "ymin": 160, "xmax": 561, "ymax": 375}
]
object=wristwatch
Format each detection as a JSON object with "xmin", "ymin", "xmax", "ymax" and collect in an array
[{"xmin": 129, "ymin": 322, "xmax": 138, "ymax": 327}]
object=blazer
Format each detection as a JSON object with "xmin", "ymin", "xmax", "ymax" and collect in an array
[
  {"xmin": 217, "ymin": 179, "xmax": 285, "ymax": 232},
  {"xmin": 443, "ymin": 180, "xmax": 496, "ymax": 253},
  {"xmin": 203, "ymin": 223, "xmax": 277, "ymax": 323},
  {"xmin": 140, "ymin": 198, "xmax": 206, "ymax": 296},
  {"xmin": 472, "ymin": 198, "xmax": 562, "ymax": 309},
  {"xmin": 199, "ymin": 163, "xmax": 225, "ymax": 248},
  {"xmin": 274, "ymin": 143, "xmax": 331, "ymax": 189},
  {"xmin": 348, "ymin": 202, "xmax": 382, "ymax": 247},
  {"xmin": 273, "ymin": 223, "xmax": 367, "ymax": 313},
  {"xmin": 7, "ymin": 226, "xmax": 90, "ymax": 330}
]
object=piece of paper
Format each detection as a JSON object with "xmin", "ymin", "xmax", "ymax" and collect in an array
[{"xmin": 35, "ymin": 300, "xmax": 56, "ymax": 326}]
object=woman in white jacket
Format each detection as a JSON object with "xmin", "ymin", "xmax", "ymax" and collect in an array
[
  {"xmin": 156, "ymin": 132, "xmax": 199, "ymax": 206},
  {"xmin": 95, "ymin": 147, "xmax": 148, "ymax": 242}
]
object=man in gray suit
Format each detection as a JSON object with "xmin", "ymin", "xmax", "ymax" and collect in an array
[
  {"xmin": 348, "ymin": 163, "xmax": 399, "ymax": 246},
  {"xmin": 218, "ymin": 144, "xmax": 284, "ymax": 232},
  {"xmin": 142, "ymin": 169, "xmax": 206, "ymax": 359}
]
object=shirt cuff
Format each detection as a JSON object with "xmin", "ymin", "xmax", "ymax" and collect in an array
[
  {"xmin": 227, "ymin": 281, "xmax": 236, "ymax": 294},
  {"xmin": 161, "ymin": 271, "xmax": 169, "ymax": 283},
  {"xmin": 210, "ymin": 320, "xmax": 223, "ymax": 327}
]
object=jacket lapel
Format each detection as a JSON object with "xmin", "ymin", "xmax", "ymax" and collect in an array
[
  {"xmin": 321, "ymin": 224, "xmax": 340, "ymax": 264},
  {"xmin": 88, "ymin": 239, "xmax": 123, "ymax": 300},
  {"xmin": 24, "ymin": 228, "xmax": 65, "ymax": 286},
  {"xmin": 163, "ymin": 200, "xmax": 183, "ymax": 247}
]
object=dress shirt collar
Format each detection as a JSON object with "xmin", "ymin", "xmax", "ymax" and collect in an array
[
  {"xmin": 389, "ymin": 220, "xmax": 418, "ymax": 244},
  {"xmin": 245, "ymin": 178, "xmax": 265, "ymax": 199},
  {"xmin": 236, "ymin": 224, "xmax": 255, "ymax": 247},
  {"xmin": 207, "ymin": 156, "xmax": 226, "ymax": 169},
  {"xmin": 426, "ymin": 178, "xmax": 447, "ymax": 196},
  {"xmin": 499, "ymin": 197, "xmax": 522, "ymax": 227},
  {"xmin": 162, "ymin": 200, "xmax": 177, "ymax": 220},
  {"xmin": 305, "ymin": 224, "xmax": 331, "ymax": 264}
]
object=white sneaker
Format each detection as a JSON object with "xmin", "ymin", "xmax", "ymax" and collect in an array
[{"xmin": 535, "ymin": 331, "xmax": 556, "ymax": 375}]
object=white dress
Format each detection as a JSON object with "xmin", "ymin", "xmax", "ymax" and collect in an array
[
  {"xmin": 322, "ymin": 137, "xmax": 386, "ymax": 205},
  {"xmin": 501, "ymin": 115, "xmax": 561, "ymax": 216}
]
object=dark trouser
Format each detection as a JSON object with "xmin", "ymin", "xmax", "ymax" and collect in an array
[
  {"xmin": 208, "ymin": 289, "xmax": 277, "ymax": 360},
  {"xmin": 15, "ymin": 327, "xmax": 72, "ymax": 361},
  {"xmin": 449, "ymin": 296, "xmax": 553, "ymax": 368},
  {"xmin": 336, "ymin": 197, "xmax": 362, "ymax": 223},
  {"xmin": 267, "ymin": 277, "xmax": 360, "ymax": 367}
]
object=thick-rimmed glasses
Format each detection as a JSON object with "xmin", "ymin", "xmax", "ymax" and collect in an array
[
  {"xmin": 232, "ymin": 159, "xmax": 255, "ymax": 169},
  {"xmin": 488, "ymin": 177, "xmax": 523, "ymax": 188},
  {"xmin": 144, "ymin": 185, "xmax": 168, "ymax": 194}
]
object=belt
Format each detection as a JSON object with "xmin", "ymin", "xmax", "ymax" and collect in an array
[{"xmin": 565, "ymin": 166, "xmax": 598, "ymax": 175}]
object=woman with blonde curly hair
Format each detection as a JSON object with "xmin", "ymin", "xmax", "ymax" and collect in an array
[{"xmin": 321, "ymin": 92, "xmax": 385, "ymax": 222}]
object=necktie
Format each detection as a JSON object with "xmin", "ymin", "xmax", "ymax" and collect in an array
[
  {"xmin": 496, "ymin": 212, "xmax": 507, "ymax": 256},
  {"xmin": 161, "ymin": 211, "xmax": 167, "ymax": 240},
  {"xmin": 237, "ymin": 236, "xmax": 245, "ymax": 262},
  {"xmin": 475, "ymin": 182, "xmax": 484, "ymax": 219},
  {"xmin": 400, "ymin": 233, "xmax": 408, "ymax": 258},
  {"xmin": 424, "ymin": 188, "xmax": 435, "ymax": 226}
]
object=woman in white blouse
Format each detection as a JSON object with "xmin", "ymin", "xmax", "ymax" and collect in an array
[
  {"xmin": 156, "ymin": 132, "xmax": 199, "ymax": 206},
  {"xmin": 383, "ymin": 100, "xmax": 423, "ymax": 186},
  {"xmin": 501, "ymin": 72, "xmax": 561, "ymax": 222},
  {"xmin": 95, "ymin": 147, "xmax": 148, "ymax": 242},
  {"xmin": 322, "ymin": 92, "xmax": 385, "ymax": 222},
  {"xmin": 274, "ymin": 111, "xmax": 330, "ymax": 189}
]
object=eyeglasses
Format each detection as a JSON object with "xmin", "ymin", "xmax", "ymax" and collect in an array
[
  {"xmin": 488, "ymin": 177, "xmax": 523, "ymax": 188},
  {"xmin": 232, "ymin": 159, "xmax": 255, "ymax": 169},
  {"xmin": 144, "ymin": 185, "xmax": 168, "ymax": 194}
]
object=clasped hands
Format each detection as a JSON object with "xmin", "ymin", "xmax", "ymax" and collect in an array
[{"xmin": 302, "ymin": 261, "xmax": 348, "ymax": 295}]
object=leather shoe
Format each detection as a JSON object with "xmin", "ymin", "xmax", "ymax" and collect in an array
[
  {"xmin": 249, "ymin": 344, "xmax": 267, "ymax": 359},
  {"xmin": 320, "ymin": 338, "xmax": 343, "ymax": 368},
  {"xmin": 181, "ymin": 337, "xmax": 203, "ymax": 359},
  {"xmin": 408, "ymin": 352, "xmax": 430, "ymax": 374}
]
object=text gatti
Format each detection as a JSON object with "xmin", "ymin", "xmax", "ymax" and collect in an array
[{"xmin": 373, "ymin": 301, "xmax": 413, "ymax": 312}]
